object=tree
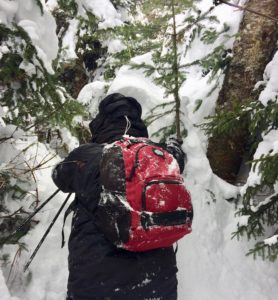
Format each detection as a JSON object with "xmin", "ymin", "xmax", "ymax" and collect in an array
[
  {"xmin": 207, "ymin": 0, "xmax": 278, "ymax": 184},
  {"xmin": 0, "ymin": 1, "xmax": 85, "ymax": 254},
  {"xmin": 203, "ymin": 0, "xmax": 278, "ymax": 261},
  {"xmin": 128, "ymin": 0, "xmax": 234, "ymax": 143},
  {"xmin": 0, "ymin": 0, "xmax": 133, "ymax": 251},
  {"xmin": 0, "ymin": 14, "xmax": 84, "ymax": 133}
]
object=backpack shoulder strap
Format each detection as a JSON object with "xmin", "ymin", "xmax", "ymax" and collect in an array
[{"xmin": 61, "ymin": 199, "xmax": 76, "ymax": 248}]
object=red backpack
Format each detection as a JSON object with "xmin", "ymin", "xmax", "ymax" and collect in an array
[{"xmin": 95, "ymin": 137, "xmax": 193, "ymax": 251}]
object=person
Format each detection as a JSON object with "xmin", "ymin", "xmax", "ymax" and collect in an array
[{"xmin": 52, "ymin": 93, "xmax": 185, "ymax": 300}]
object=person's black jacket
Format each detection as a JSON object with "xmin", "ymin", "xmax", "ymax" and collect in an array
[{"xmin": 52, "ymin": 93, "xmax": 185, "ymax": 300}]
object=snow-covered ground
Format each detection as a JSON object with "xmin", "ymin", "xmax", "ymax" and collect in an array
[{"xmin": 1, "ymin": 0, "xmax": 278, "ymax": 299}]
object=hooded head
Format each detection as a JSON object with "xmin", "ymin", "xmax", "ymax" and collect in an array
[{"xmin": 89, "ymin": 93, "xmax": 148, "ymax": 143}]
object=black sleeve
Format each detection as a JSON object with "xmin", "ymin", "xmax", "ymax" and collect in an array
[
  {"xmin": 52, "ymin": 143, "xmax": 104, "ymax": 195},
  {"xmin": 161, "ymin": 138, "xmax": 186, "ymax": 173}
]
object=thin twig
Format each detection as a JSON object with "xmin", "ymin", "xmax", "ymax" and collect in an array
[
  {"xmin": 7, "ymin": 142, "xmax": 56, "ymax": 176},
  {"xmin": 0, "ymin": 207, "xmax": 26, "ymax": 219},
  {"xmin": 32, "ymin": 143, "xmax": 39, "ymax": 170},
  {"xmin": 0, "ymin": 126, "xmax": 20, "ymax": 144},
  {"xmin": 7, "ymin": 247, "xmax": 21, "ymax": 283},
  {"xmin": 219, "ymin": 0, "xmax": 278, "ymax": 23},
  {"xmin": 23, "ymin": 159, "xmax": 39, "ymax": 207},
  {"xmin": 22, "ymin": 154, "xmax": 57, "ymax": 175},
  {"xmin": 0, "ymin": 175, "xmax": 6, "ymax": 189},
  {"xmin": 9, "ymin": 142, "xmax": 37, "ymax": 163}
]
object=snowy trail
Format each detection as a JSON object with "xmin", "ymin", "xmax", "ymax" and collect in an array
[
  {"xmin": 1, "ymin": 0, "xmax": 278, "ymax": 299},
  {"xmin": 178, "ymin": 182, "xmax": 278, "ymax": 300}
]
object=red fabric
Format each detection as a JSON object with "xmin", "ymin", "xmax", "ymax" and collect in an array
[{"xmin": 115, "ymin": 138, "xmax": 192, "ymax": 252}]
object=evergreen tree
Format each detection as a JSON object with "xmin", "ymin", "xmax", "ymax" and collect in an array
[
  {"xmin": 0, "ymin": 23, "xmax": 84, "ymax": 133},
  {"xmin": 126, "ymin": 0, "xmax": 232, "ymax": 142},
  {"xmin": 51, "ymin": 0, "xmax": 135, "ymax": 142},
  {"xmin": 201, "ymin": 0, "xmax": 278, "ymax": 262},
  {"xmin": 0, "ymin": 0, "xmax": 133, "ymax": 250},
  {"xmin": 0, "ymin": 0, "xmax": 84, "ymax": 251},
  {"xmin": 202, "ymin": 86, "xmax": 278, "ymax": 261}
]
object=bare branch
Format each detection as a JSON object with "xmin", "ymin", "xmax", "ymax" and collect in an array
[
  {"xmin": 0, "ymin": 207, "xmax": 27, "ymax": 219},
  {"xmin": 7, "ymin": 247, "xmax": 22, "ymax": 283},
  {"xmin": 0, "ymin": 126, "xmax": 20, "ymax": 144},
  {"xmin": 23, "ymin": 159, "xmax": 39, "ymax": 207},
  {"xmin": 219, "ymin": 0, "xmax": 278, "ymax": 23}
]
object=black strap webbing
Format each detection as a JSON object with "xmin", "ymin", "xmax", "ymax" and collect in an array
[
  {"xmin": 175, "ymin": 242, "xmax": 179, "ymax": 254},
  {"xmin": 141, "ymin": 210, "xmax": 193, "ymax": 230},
  {"xmin": 61, "ymin": 200, "xmax": 76, "ymax": 248}
]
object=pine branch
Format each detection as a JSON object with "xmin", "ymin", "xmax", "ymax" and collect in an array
[
  {"xmin": 233, "ymin": 194, "xmax": 278, "ymax": 242},
  {"xmin": 145, "ymin": 109, "xmax": 176, "ymax": 126},
  {"xmin": 147, "ymin": 101, "xmax": 175, "ymax": 115},
  {"xmin": 247, "ymin": 240, "xmax": 278, "ymax": 261}
]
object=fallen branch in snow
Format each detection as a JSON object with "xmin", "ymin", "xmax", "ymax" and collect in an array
[
  {"xmin": 0, "ymin": 207, "xmax": 26, "ymax": 219},
  {"xmin": 217, "ymin": 0, "xmax": 278, "ymax": 23}
]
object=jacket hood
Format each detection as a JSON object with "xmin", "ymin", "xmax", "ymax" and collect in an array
[{"xmin": 89, "ymin": 93, "xmax": 148, "ymax": 143}]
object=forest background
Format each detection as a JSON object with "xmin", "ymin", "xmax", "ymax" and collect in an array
[{"xmin": 0, "ymin": 0, "xmax": 278, "ymax": 299}]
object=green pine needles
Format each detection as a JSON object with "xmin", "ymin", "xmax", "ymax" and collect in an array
[
  {"xmin": 0, "ymin": 1, "xmax": 85, "ymax": 250},
  {"xmin": 128, "ymin": 2, "xmax": 232, "ymax": 142},
  {"xmin": 0, "ymin": 23, "xmax": 85, "ymax": 132},
  {"xmin": 202, "ymin": 100, "xmax": 278, "ymax": 261}
]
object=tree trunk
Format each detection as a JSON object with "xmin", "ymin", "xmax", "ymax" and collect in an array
[
  {"xmin": 171, "ymin": 0, "xmax": 182, "ymax": 140},
  {"xmin": 207, "ymin": 0, "xmax": 278, "ymax": 183}
]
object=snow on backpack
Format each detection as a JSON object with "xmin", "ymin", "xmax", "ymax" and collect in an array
[{"xmin": 95, "ymin": 137, "xmax": 193, "ymax": 251}]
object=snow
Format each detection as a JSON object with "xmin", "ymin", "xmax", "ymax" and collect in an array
[
  {"xmin": 0, "ymin": 109, "xmax": 5, "ymax": 120},
  {"xmin": 77, "ymin": 0, "xmax": 123, "ymax": 29},
  {"xmin": 49, "ymin": 127, "xmax": 79, "ymax": 155},
  {"xmin": 0, "ymin": 269, "xmax": 19, "ymax": 300},
  {"xmin": 242, "ymin": 130, "xmax": 278, "ymax": 191},
  {"xmin": 18, "ymin": 61, "xmax": 36, "ymax": 76},
  {"xmin": 257, "ymin": 50, "xmax": 278, "ymax": 106},
  {"xmin": 77, "ymin": 81, "xmax": 108, "ymax": 116},
  {"xmin": 0, "ymin": 125, "xmax": 23, "ymax": 140},
  {"xmin": 0, "ymin": 140, "xmax": 70, "ymax": 300},
  {"xmin": 105, "ymin": 3, "xmax": 277, "ymax": 300},
  {"xmin": 265, "ymin": 235, "xmax": 278, "ymax": 246},
  {"xmin": 238, "ymin": 215, "xmax": 250, "ymax": 227},
  {"xmin": 0, "ymin": 1, "xmax": 18, "ymax": 24},
  {"xmin": 0, "ymin": 45, "xmax": 9, "ymax": 60},
  {"xmin": 45, "ymin": 0, "xmax": 58, "ymax": 11},
  {"xmin": 103, "ymin": 39, "xmax": 127, "ymax": 54},
  {"xmin": 108, "ymin": 53, "xmax": 165, "ymax": 136},
  {"xmin": 61, "ymin": 19, "xmax": 79, "ymax": 60},
  {"xmin": 1, "ymin": 0, "xmax": 278, "ymax": 299},
  {"xmin": 61, "ymin": 0, "xmax": 125, "ymax": 62},
  {"xmin": 0, "ymin": 0, "xmax": 58, "ymax": 74}
]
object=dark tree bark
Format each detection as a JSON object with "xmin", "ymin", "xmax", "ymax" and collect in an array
[{"xmin": 207, "ymin": 0, "xmax": 278, "ymax": 183}]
